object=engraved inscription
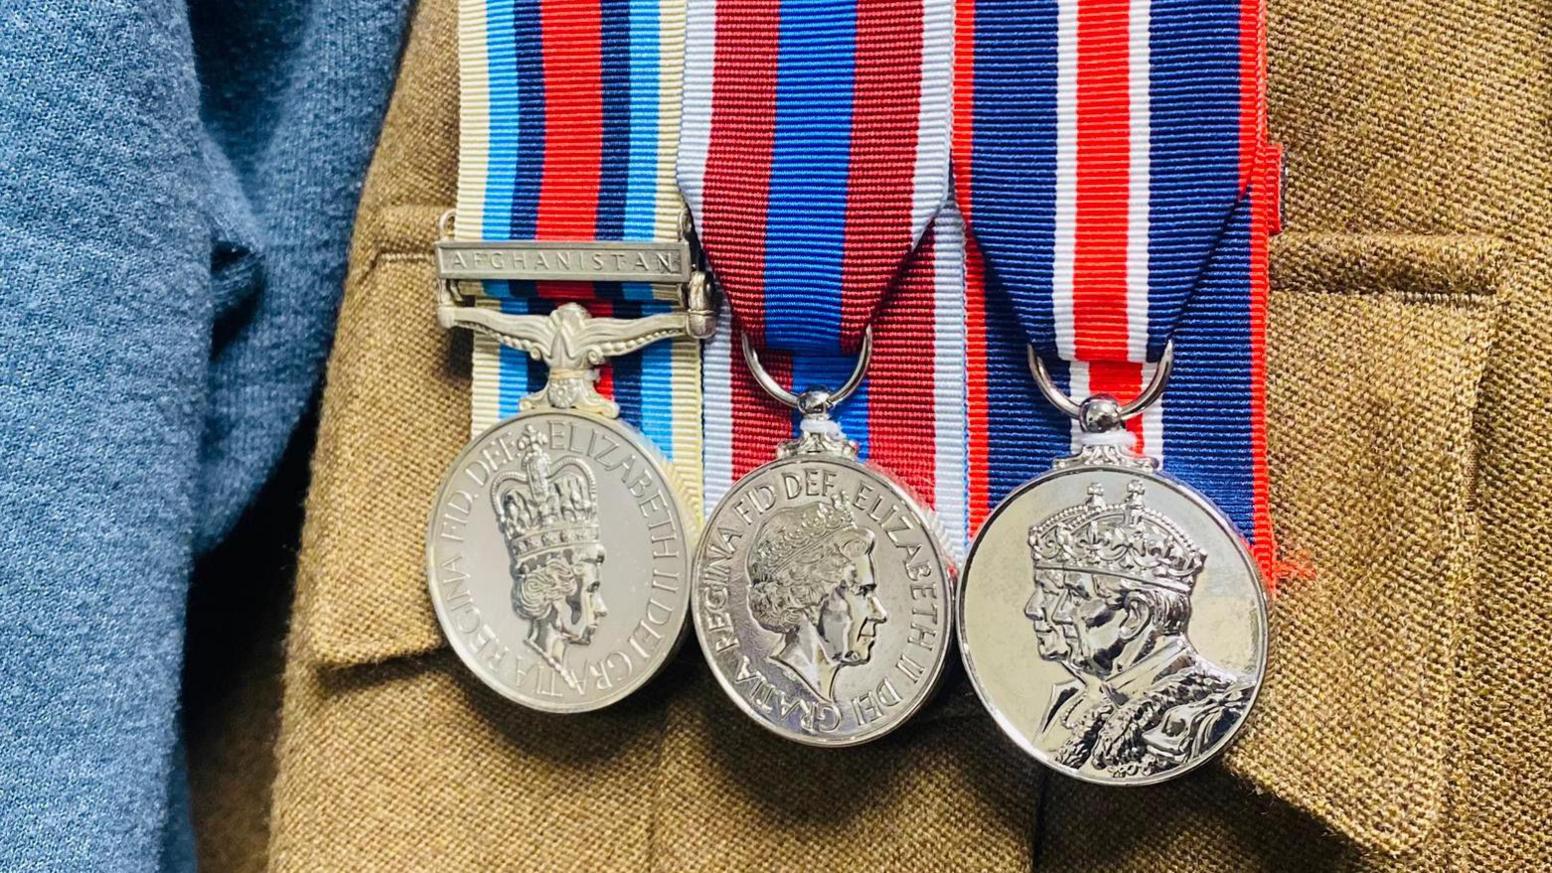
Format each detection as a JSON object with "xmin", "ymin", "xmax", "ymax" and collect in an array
[
  {"xmin": 692, "ymin": 457, "xmax": 953, "ymax": 746},
  {"xmin": 436, "ymin": 241, "xmax": 692, "ymax": 283}
]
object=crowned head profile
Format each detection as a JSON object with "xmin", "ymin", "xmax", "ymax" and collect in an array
[
  {"xmin": 1024, "ymin": 479, "xmax": 1203, "ymax": 678},
  {"xmin": 492, "ymin": 425, "xmax": 608, "ymax": 668},
  {"xmin": 746, "ymin": 495, "xmax": 886, "ymax": 702},
  {"xmin": 1023, "ymin": 478, "xmax": 1251, "ymax": 778}
]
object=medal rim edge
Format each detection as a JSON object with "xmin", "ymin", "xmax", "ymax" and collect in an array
[
  {"xmin": 424, "ymin": 408, "xmax": 696, "ymax": 714},
  {"xmin": 690, "ymin": 452, "xmax": 958, "ymax": 748},
  {"xmin": 955, "ymin": 461, "xmax": 1270, "ymax": 786}
]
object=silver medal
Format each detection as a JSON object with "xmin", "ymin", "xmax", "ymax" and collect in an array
[
  {"xmin": 691, "ymin": 334, "xmax": 955, "ymax": 746},
  {"xmin": 426, "ymin": 231, "xmax": 715, "ymax": 712},
  {"xmin": 958, "ymin": 344, "xmax": 1267, "ymax": 784}
]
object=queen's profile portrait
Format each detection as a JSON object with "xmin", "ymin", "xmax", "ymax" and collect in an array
[
  {"xmin": 746, "ymin": 496, "xmax": 887, "ymax": 702},
  {"xmin": 1024, "ymin": 480, "xmax": 1253, "ymax": 779},
  {"xmin": 492, "ymin": 426, "xmax": 608, "ymax": 672}
]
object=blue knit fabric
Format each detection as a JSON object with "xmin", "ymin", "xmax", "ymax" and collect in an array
[{"xmin": 0, "ymin": 1, "xmax": 410, "ymax": 869}]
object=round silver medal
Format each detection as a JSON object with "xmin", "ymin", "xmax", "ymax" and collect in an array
[
  {"xmin": 958, "ymin": 449, "xmax": 1267, "ymax": 785},
  {"xmin": 427, "ymin": 410, "xmax": 694, "ymax": 713},
  {"xmin": 691, "ymin": 443, "xmax": 956, "ymax": 746}
]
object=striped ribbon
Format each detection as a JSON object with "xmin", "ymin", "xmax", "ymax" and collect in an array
[
  {"xmin": 454, "ymin": 0, "xmax": 704, "ymax": 517},
  {"xmin": 954, "ymin": 0, "xmax": 1278, "ymax": 570},
  {"xmin": 680, "ymin": 0, "xmax": 968, "ymax": 552}
]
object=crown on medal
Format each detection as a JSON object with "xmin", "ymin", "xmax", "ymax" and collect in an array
[
  {"xmin": 491, "ymin": 425, "xmax": 601, "ymax": 571},
  {"xmin": 1028, "ymin": 480, "xmax": 1204, "ymax": 594},
  {"xmin": 751, "ymin": 495, "xmax": 856, "ymax": 575}
]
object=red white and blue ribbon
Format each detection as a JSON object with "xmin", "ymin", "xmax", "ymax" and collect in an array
[
  {"xmin": 454, "ymin": 0, "xmax": 704, "ymax": 513},
  {"xmin": 954, "ymin": 0, "xmax": 1279, "ymax": 571},
  {"xmin": 680, "ymin": 0, "xmax": 969, "ymax": 551}
]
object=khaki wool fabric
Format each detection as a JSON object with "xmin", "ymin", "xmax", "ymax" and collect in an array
[{"xmin": 182, "ymin": 0, "xmax": 1552, "ymax": 867}]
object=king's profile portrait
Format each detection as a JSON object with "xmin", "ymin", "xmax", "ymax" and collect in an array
[
  {"xmin": 746, "ymin": 496, "xmax": 887, "ymax": 702},
  {"xmin": 1024, "ymin": 479, "xmax": 1253, "ymax": 779},
  {"xmin": 491, "ymin": 425, "xmax": 608, "ymax": 672}
]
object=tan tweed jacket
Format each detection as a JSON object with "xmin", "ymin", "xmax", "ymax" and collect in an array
[{"xmin": 184, "ymin": 0, "xmax": 1552, "ymax": 869}]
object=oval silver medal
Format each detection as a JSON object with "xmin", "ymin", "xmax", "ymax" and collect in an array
[
  {"xmin": 691, "ymin": 445, "xmax": 955, "ymax": 747},
  {"xmin": 958, "ymin": 455, "xmax": 1267, "ymax": 785},
  {"xmin": 427, "ymin": 410, "xmax": 694, "ymax": 713}
]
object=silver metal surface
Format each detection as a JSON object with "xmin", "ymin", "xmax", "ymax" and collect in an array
[
  {"xmin": 436, "ymin": 299, "xmax": 696, "ymax": 418},
  {"xmin": 680, "ymin": 269, "xmax": 718, "ymax": 340},
  {"xmin": 691, "ymin": 427, "xmax": 955, "ymax": 747},
  {"xmin": 740, "ymin": 329, "xmax": 873, "ymax": 413},
  {"xmin": 436, "ymin": 239, "xmax": 694, "ymax": 284},
  {"xmin": 427, "ymin": 222, "xmax": 709, "ymax": 712},
  {"xmin": 427, "ymin": 411, "xmax": 694, "ymax": 713},
  {"xmin": 1028, "ymin": 340, "xmax": 1175, "ymax": 429},
  {"xmin": 433, "ymin": 210, "xmax": 717, "ymax": 340},
  {"xmin": 957, "ymin": 443, "xmax": 1267, "ymax": 785}
]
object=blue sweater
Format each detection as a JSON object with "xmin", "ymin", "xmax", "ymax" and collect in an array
[{"xmin": 0, "ymin": 1, "xmax": 410, "ymax": 868}]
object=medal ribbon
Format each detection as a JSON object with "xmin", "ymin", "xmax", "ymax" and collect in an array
[
  {"xmin": 454, "ymin": 0, "xmax": 704, "ymax": 514},
  {"xmin": 680, "ymin": 0, "xmax": 969, "ymax": 549},
  {"xmin": 954, "ymin": 0, "xmax": 1279, "ymax": 568}
]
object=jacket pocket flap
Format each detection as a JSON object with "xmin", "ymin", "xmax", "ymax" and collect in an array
[
  {"xmin": 295, "ymin": 204, "xmax": 467, "ymax": 667},
  {"xmin": 1224, "ymin": 232, "xmax": 1500, "ymax": 855}
]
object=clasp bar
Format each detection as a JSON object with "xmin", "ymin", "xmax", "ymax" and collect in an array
[
  {"xmin": 433, "ymin": 211, "xmax": 718, "ymax": 418},
  {"xmin": 434, "ymin": 209, "xmax": 716, "ymax": 341},
  {"xmin": 435, "ymin": 239, "xmax": 694, "ymax": 284}
]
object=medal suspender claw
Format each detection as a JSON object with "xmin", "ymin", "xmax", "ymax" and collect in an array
[
  {"xmin": 682, "ymin": 0, "xmax": 960, "ymax": 747},
  {"xmin": 953, "ymin": 0, "xmax": 1279, "ymax": 783},
  {"xmin": 425, "ymin": 0, "xmax": 708, "ymax": 714}
]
